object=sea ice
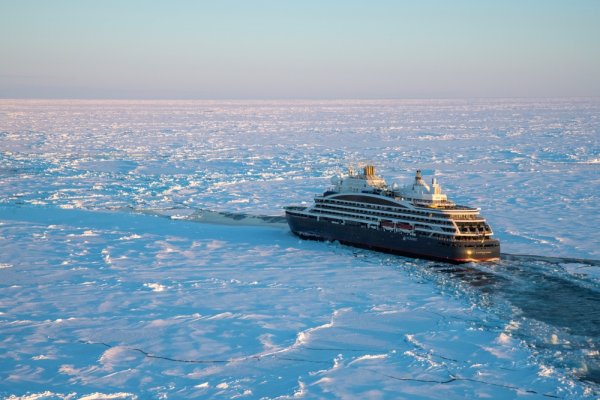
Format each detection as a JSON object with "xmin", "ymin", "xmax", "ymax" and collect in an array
[{"xmin": 0, "ymin": 99, "xmax": 598, "ymax": 398}]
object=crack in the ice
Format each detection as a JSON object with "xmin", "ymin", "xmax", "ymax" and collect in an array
[
  {"xmin": 456, "ymin": 376, "xmax": 562, "ymax": 398},
  {"xmin": 403, "ymin": 336, "xmax": 461, "ymax": 364},
  {"xmin": 78, "ymin": 340, "xmax": 229, "ymax": 364},
  {"xmin": 78, "ymin": 340, "xmax": 111, "ymax": 348},
  {"xmin": 381, "ymin": 373, "xmax": 457, "ymax": 384},
  {"xmin": 78, "ymin": 339, "xmax": 333, "ymax": 365},
  {"xmin": 274, "ymin": 356, "xmax": 331, "ymax": 364},
  {"xmin": 374, "ymin": 370, "xmax": 562, "ymax": 398},
  {"xmin": 304, "ymin": 346, "xmax": 371, "ymax": 352},
  {"xmin": 79, "ymin": 339, "xmax": 555, "ymax": 397},
  {"xmin": 404, "ymin": 348, "xmax": 517, "ymax": 372},
  {"xmin": 130, "ymin": 347, "xmax": 229, "ymax": 364}
]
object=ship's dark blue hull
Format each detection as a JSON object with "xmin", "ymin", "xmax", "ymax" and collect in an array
[{"xmin": 286, "ymin": 211, "xmax": 500, "ymax": 263}]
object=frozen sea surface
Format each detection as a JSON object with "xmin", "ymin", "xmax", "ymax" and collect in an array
[{"xmin": 0, "ymin": 99, "xmax": 599, "ymax": 398}]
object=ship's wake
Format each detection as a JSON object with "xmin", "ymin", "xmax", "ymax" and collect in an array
[
  {"xmin": 383, "ymin": 253, "xmax": 600, "ymax": 388},
  {"xmin": 132, "ymin": 206, "xmax": 600, "ymax": 266},
  {"xmin": 132, "ymin": 206, "xmax": 288, "ymax": 227}
]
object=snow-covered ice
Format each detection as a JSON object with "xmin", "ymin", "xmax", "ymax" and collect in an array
[{"xmin": 1, "ymin": 99, "xmax": 599, "ymax": 398}]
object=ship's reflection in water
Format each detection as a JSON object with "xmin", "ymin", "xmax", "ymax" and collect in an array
[{"xmin": 429, "ymin": 254, "xmax": 600, "ymax": 386}]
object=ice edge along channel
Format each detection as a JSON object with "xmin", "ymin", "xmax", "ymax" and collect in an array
[{"xmin": 285, "ymin": 165, "xmax": 500, "ymax": 263}]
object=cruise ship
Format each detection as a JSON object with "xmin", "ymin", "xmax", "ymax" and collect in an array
[{"xmin": 285, "ymin": 165, "xmax": 500, "ymax": 263}]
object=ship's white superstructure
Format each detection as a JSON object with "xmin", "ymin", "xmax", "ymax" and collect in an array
[{"xmin": 318, "ymin": 166, "xmax": 493, "ymax": 240}]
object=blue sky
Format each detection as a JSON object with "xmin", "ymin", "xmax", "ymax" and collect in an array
[{"xmin": 1, "ymin": 0, "xmax": 599, "ymax": 99}]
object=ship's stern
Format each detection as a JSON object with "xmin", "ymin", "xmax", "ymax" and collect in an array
[{"xmin": 452, "ymin": 239, "xmax": 501, "ymax": 262}]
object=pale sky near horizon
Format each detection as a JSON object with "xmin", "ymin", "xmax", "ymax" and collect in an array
[{"xmin": 1, "ymin": 0, "xmax": 599, "ymax": 99}]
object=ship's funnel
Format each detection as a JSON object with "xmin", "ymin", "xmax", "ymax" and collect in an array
[{"xmin": 364, "ymin": 165, "xmax": 375, "ymax": 176}]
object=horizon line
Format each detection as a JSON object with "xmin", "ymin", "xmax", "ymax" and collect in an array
[{"xmin": 1, "ymin": 95, "xmax": 599, "ymax": 102}]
